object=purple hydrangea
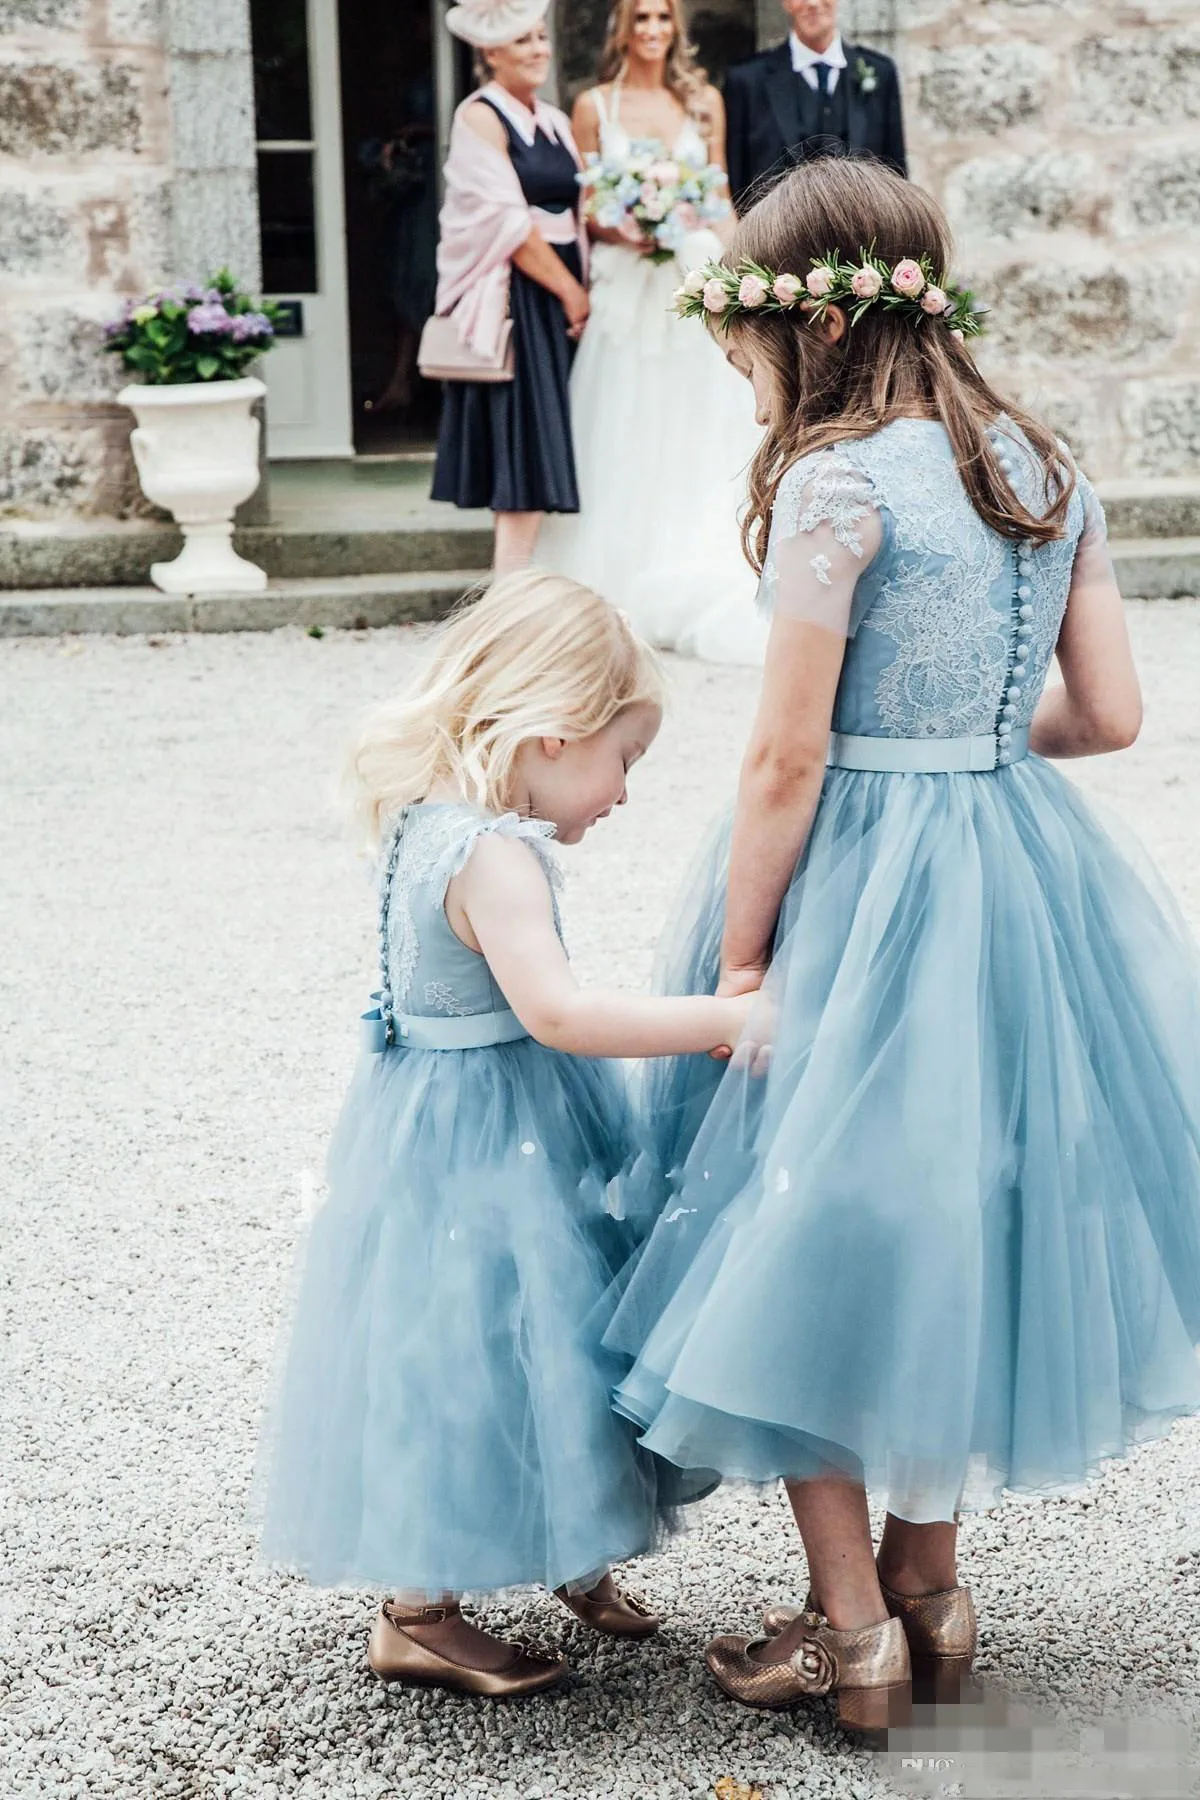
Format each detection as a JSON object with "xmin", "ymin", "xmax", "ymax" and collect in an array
[
  {"xmin": 229, "ymin": 311, "xmax": 275, "ymax": 343},
  {"xmin": 183, "ymin": 283, "xmax": 206, "ymax": 301},
  {"xmin": 187, "ymin": 302, "xmax": 234, "ymax": 336},
  {"xmin": 102, "ymin": 297, "xmax": 136, "ymax": 336}
]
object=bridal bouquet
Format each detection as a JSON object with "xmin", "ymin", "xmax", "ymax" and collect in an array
[{"xmin": 577, "ymin": 140, "xmax": 729, "ymax": 264}]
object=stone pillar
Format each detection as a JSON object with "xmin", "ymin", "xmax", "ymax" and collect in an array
[
  {"xmin": 0, "ymin": 0, "xmax": 173, "ymax": 516},
  {"xmin": 163, "ymin": 0, "xmax": 260, "ymax": 290},
  {"xmin": 902, "ymin": 0, "xmax": 1200, "ymax": 478}
]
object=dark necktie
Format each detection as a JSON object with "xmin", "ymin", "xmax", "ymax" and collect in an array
[{"xmin": 813, "ymin": 61, "xmax": 833, "ymax": 97}]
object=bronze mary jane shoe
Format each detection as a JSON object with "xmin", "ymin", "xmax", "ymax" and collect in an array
[
  {"xmin": 763, "ymin": 1583, "xmax": 978, "ymax": 1705},
  {"xmin": 554, "ymin": 1582, "xmax": 661, "ymax": 1639},
  {"xmin": 879, "ymin": 1580, "xmax": 978, "ymax": 1704},
  {"xmin": 367, "ymin": 1602, "xmax": 567, "ymax": 1699},
  {"xmin": 706, "ymin": 1611, "xmax": 911, "ymax": 1739}
]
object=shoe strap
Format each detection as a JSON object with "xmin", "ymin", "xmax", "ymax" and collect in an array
[{"xmin": 383, "ymin": 1600, "xmax": 460, "ymax": 1626}]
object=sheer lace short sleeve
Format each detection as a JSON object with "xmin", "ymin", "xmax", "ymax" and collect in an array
[
  {"xmin": 758, "ymin": 454, "xmax": 884, "ymax": 636},
  {"xmin": 1067, "ymin": 467, "xmax": 1116, "ymax": 602}
]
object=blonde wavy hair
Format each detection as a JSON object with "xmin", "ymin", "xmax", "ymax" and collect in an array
[
  {"xmin": 347, "ymin": 572, "xmax": 664, "ymax": 844},
  {"xmin": 597, "ymin": 0, "xmax": 709, "ymax": 119}
]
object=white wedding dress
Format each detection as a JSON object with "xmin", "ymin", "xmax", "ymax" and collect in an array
[{"xmin": 536, "ymin": 85, "xmax": 767, "ymax": 665}]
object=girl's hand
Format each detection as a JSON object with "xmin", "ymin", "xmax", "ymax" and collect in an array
[
  {"xmin": 716, "ymin": 964, "xmax": 767, "ymax": 1000},
  {"xmin": 708, "ymin": 988, "xmax": 756, "ymax": 1062}
]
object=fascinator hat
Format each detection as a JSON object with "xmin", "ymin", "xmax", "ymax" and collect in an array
[{"xmin": 445, "ymin": 0, "xmax": 551, "ymax": 47}]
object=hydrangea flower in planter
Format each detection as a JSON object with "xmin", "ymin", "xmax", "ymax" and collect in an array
[{"xmin": 104, "ymin": 272, "xmax": 285, "ymax": 596}]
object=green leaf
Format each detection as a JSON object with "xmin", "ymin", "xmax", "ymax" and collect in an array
[{"xmin": 195, "ymin": 354, "xmax": 221, "ymax": 379}]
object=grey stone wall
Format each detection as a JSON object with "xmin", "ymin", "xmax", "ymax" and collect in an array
[
  {"xmin": 754, "ymin": 0, "xmax": 1200, "ymax": 479},
  {"xmin": 900, "ymin": 0, "xmax": 1200, "ymax": 478},
  {"xmin": 0, "ymin": 0, "xmax": 258, "ymax": 518},
  {"xmin": 0, "ymin": 1, "xmax": 172, "ymax": 514}
]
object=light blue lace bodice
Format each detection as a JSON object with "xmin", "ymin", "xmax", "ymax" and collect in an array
[
  {"xmin": 375, "ymin": 803, "xmax": 561, "ymax": 1027},
  {"xmin": 758, "ymin": 418, "xmax": 1098, "ymax": 743}
]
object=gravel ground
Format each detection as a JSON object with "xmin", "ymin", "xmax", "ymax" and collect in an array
[{"xmin": 2, "ymin": 608, "xmax": 1200, "ymax": 1800}]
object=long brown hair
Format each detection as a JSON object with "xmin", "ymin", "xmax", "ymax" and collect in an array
[
  {"xmin": 727, "ymin": 159, "xmax": 1074, "ymax": 572},
  {"xmin": 597, "ymin": 0, "xmax": 708, "ymax": 119}
]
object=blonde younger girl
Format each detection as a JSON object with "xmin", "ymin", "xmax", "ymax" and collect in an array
[{"xmin": 260, "ymin": 574, "xmax": 748, "ymax": 1699}]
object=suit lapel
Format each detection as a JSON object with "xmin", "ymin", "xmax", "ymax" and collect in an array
[
  {"xmin": 764, "ymin": 46, "xmax": 808, "ymax": 158},
  {"xmin": 843, "ymin": 41, "xmax": 868, "ymax": 150}
]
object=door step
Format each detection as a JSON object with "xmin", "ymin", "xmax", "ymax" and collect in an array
[{"xmin": 0, "ymin": 570, "xmax": 485, "ymax": 636}]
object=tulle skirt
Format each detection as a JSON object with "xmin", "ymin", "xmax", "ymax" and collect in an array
[
  {"xmin": 535, "ymin": 238, "xmax": 767, "ymax": 666},
  {"xmin": 608, "ymin": 756, "xmax": 1200, "ymax": 1521},
  {"xmin": 259, "ymin": 1037, "xmax": 676, "ymax": 1596}
]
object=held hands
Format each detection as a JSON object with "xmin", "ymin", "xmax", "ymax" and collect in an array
[{"xmin": 708, "ymin": 963, "xmax": 770, "ymax": 1065}]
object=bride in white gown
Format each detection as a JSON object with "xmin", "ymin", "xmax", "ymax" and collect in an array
[{"xmin": 536, "ymin": 0, "xmax": 766, "ymax": 665}]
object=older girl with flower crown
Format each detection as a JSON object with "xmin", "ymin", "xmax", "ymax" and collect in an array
[
  {"xmin": 608, "ymin": 158, "xmax": 1200, "ymax": 1736},
  {"xmin": 260, "ymin": 573, "xmax": 748, "ymax": 1700}
]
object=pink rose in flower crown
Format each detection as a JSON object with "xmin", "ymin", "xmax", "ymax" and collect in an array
[
  {"xmin": 738, "ymin": 273, "xmax": 768, "ymax": 308},
  {"xmin": 703, "ymin": 277, "xmax": 729, "ymax": 314},
  {"xmin": 773, "ymin": 273, "xmax": 803, "ymax": 306},
  {"xmin": 850, "ymin": 265, "xmax": 883, "ymax": 299},
  {"xmin": 805, "ymin": 266, "xmax": 834, "ymax": 299},
  {"xmin": 950, "ymin": 328, "xmax": 965, "ymax": 343},
  {"xmin": 891, "ymin": 258, "xmax": 926, "ymax": 297},
  {"xmin": 920, "ymin": 285, "xmax": 950, "ymax": 315}
]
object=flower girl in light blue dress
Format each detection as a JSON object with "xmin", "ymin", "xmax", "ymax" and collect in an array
[
  {"xmin": 606, "ymin": 159, "xmax": 1200, "ymax": 1735},
  {"xmin": 260, "ymin": 573, "xmax": 748, "ymax": 1699}
]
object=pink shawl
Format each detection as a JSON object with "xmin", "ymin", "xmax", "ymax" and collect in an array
[{"xmin": 434, "ymin": 86, "xmax": 588, "ymax": 359}]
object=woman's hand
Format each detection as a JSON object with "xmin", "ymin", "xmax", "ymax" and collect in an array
[{"xmin": 563, "ymin": 279, "xmax": 590, "ymax": 341}]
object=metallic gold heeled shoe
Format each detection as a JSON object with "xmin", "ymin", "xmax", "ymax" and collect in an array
[
  {"xmin": 878, "ymin": 1580, "xmax": 978, "ymax": 1703},
  {"xmin": 367, "ymin": 1601, "xmax": 567, "ymax": 1698},
  {"xmin": 761, "ymin": 1592, "xmax": 815, "ymax": 1637},
  {"xmin": 554, "ymin": 1582, "xmax": 661, "ymax": 1638},
  {"xmin": 706, "ymin": 1611, "xmax": 911, "ymax": 1739}
]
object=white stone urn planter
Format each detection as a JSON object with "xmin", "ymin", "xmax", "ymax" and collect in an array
[{"xmin": 119, "ymin": 376, "xmax": 268, "ymax": 595}]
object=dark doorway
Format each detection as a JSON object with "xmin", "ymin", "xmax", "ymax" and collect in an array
[{"xmin": 337, "ymin": 2, "xmax": 465, "ymax": 453}]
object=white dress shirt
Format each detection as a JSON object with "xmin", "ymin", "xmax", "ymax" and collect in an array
[{"xmin": 789, "ymin": 32, "xmax": 848, "ymax": 94}]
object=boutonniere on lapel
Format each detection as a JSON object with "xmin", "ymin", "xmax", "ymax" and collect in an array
[{"xmin": 853, "ymin": 55, "xmax": 878, "ymax": 95}]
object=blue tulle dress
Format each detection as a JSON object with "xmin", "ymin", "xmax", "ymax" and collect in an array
[
  {"xmin": 608, "ymin": 418, "xmax": 1200, "ymax": 1523},
  {"xmin": 260, "ymin": 803, "xmax": 671, "ymax": 1596}
]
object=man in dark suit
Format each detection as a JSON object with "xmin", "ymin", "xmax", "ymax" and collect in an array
[{"xmin": 725, "ymin": 0, "xmax": 907, "ymax": 213}]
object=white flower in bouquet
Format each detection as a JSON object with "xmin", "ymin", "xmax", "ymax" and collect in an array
[{"xmin": 578, "ymin": 137, "xmax": 729, "ymax": 265}]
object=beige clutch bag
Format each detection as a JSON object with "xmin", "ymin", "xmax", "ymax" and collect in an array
[{"xmin": 418, "ymin": 315, "xmax": 514, "ymax": 383}]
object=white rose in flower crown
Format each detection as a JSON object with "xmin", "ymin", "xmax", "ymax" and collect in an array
[
  {"xmin": 920, "ymin": 285, "xmax": 950, "ymax": 315},
  {"xmin": 891, "ymin": 258, "xmax": 926, "ymax": 297},
  {"xmin": 773, "ymin": 273, "xmax": 803, "ymax": 306},
  {"xmin": 682, "ymin": 267, "xmax": 708, "ymax": 298},
  {"xmin": 805, "ymin": 266, "xmax": 834, "ymax": 299},
  {"xmin": 850, "ymin": 265, "xmax": 883, "ymax": 299},
  {"xmin": 738, "ymin": 273, "xmax": 768, "ymax": 308},
  {"xmin": 703, "ymin": 277, "xmax": 729, "ymax": 314}
]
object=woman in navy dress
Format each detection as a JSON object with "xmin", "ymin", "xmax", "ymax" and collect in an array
[{"xmin": 433, "ymin": 0, "xmax": 589, "ymax": 574}]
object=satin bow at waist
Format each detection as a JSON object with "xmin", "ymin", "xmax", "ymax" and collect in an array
[
  {"xmin": 361, "ymin": 1002, "xmax": 530, "ymax": 1054},
  {"xmin": 826, "ymin": 727, "xmax": 1030, "ymax": 774},
  {"xmin": 530, "ymin": 205, "xmax": 579, "ymax": 245}
]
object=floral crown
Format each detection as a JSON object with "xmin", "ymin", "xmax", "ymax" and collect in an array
[{"xmin": 674, "ymin": 250, "xmax": 987, "ymax": 342}]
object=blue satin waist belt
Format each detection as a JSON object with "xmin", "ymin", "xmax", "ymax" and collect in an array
[
  {"xmin": 826, "ymin": 727, "xmax": 1030, "ymax": 774},
  {"xmin": 360, "ymin": 1002, "xmax": 530, "ymax": 1054}
]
